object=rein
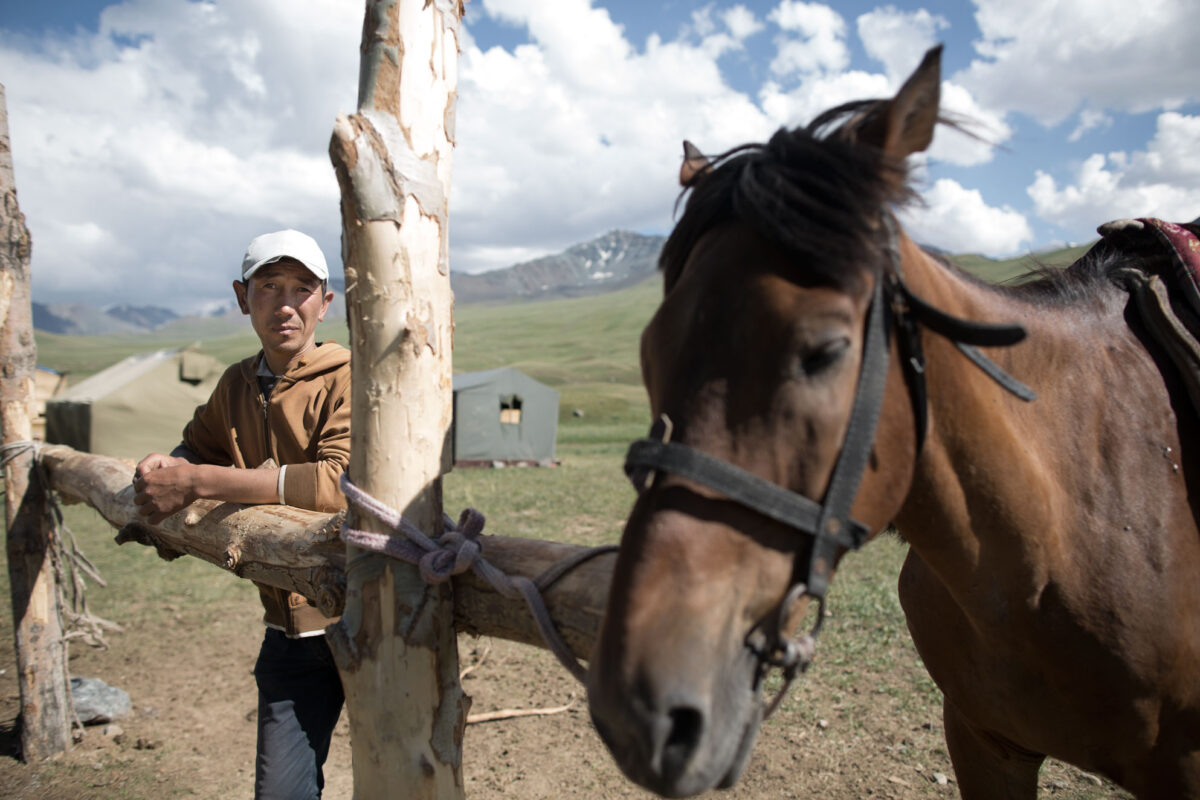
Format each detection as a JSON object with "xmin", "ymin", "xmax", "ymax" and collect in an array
[{"xmin": 623, "ymin": 214, "xmax": 1036, "ymax": 711}]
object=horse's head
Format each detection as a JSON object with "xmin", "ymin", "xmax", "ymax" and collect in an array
[{"xmin": 587, "ymin": 47, "xmax": 946, "ymax": 797}]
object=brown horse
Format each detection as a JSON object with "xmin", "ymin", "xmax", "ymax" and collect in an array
[{"xmin": 586, "ymin": 45, "xmax": 1200, "ymax": 799}]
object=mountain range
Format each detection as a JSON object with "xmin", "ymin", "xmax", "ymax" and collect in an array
[
  {"xmin": 450, "ymin": 229, "xmax": 665, "ymax": 305},
  {"xmin": 32, "ymin": 229, "xmax": 667, "ymax": 335},
  {"xmin": 32, "ymin": 227, "xmax": 1088, "ymax": 337}
]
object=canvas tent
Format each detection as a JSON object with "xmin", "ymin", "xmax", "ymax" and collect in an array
[
  {"xmin": 452, "ymin": 368, "xmax": 558, "ymax": 465},
  {"xmin": 46, "ymin": 347, "xmax": 225, "ymax": 461},
  {"xmin": 32, "ymin": 366, "xmax": 67, "ymax": 441}
]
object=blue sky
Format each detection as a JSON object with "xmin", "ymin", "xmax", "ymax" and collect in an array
[{"xmin": 1, "ymin": 0, "xmax": 1198, "ymax": 312}]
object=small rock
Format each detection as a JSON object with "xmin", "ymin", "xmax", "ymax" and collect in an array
[
  {"xmin": 572, "ymin": 408, "xmax": 585, "ymax": 418},
  {"xmin": 933, "ymin": 772, "xmax": 948, "ymax": 785},
  {"xmin": 102, "ymin": 724, "xmax": 124, "ymax": 739},
  {"xmin": 817, "ymin": 719, "xmax": 829, "ymax": 730},
  {"xmin": 71, "ymin": 677, "xmax": 131, "ymax": 725}
]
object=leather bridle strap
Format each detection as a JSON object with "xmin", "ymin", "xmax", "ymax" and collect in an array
[
  {"xmin": 807, "ymin": 272, "xmax": 890, "ymax": 597},
  {"xmin": 883, "ymin": 215, "xmax": 1036, "ymax": 453},
  {"xmin": 624, "ymin": 440, "xmax": 871, "ymax": 551},
  {"xmin": 625, "ymin": 277, "xmax": 890, "ymax": 599}
]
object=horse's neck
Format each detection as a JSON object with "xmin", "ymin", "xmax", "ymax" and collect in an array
[
  {"xmin": 892, "ymin": 240, "xmax": 1159, "ymax": 599},
  {"xmin": 898, "ymin": 239, "xmax": 1123, "ymax": 355}
]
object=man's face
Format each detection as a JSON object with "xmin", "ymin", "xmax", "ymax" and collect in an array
[{"xmin": 233, "ymin": 259, "xmax": 333, "ymax": 370}]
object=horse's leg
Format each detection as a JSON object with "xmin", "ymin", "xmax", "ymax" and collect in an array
[{"xmin": 944, "ymin": 699, "xmax": 1044, "ymax": 800}]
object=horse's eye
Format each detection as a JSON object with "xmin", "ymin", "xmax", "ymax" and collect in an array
[{"xmin": 798, "ymin": 337, "xmax": 850, "ymax": 376}]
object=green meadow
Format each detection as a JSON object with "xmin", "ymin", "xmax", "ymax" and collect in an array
[{"xmin": 33, "ymin": 242, "xmax": 1090, "ymax": 387}]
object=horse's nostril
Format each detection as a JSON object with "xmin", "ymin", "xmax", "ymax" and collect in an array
[{"xmin": 661, "ymin": 706, "xmax": 704, "ymax": 780}]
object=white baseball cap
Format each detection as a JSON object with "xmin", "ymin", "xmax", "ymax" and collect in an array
[{"xmin": 240, "ymin": 229, "xmax": 329, "ymax": 282}]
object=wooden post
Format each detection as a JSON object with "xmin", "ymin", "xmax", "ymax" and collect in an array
[
  {"xmin": 326, "ymin": 2, "xmax": 466, "ymax": 797},
  {"xmin": 0, "ymin": 82, "xmax": 73, "ymax": 760}
]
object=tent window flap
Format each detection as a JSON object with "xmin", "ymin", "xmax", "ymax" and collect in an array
[{"xmin": 500, "ymin": 394, "xmax": 522, "ymax": 425}]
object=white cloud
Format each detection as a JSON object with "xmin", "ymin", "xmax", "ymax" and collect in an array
[
  {"xmin": 759, "ymin": 70, "xmax": 890, "ymax": 130},
  {"xmin": 723, "ymin": 5, "xmax": 764, "ymax": 42},
  {"xmin": 452, "ymin": 0, "xmax": 773, "ymax": 269},
  {"xmin": 1029, "ymin": 112, "xmax": 1200, "ymax": 234},
  {"xmin": 928, "ymin": 81, "xmax": 1010, "ymax": 167},
  {"xmin": 900, "ymin": 179, "xmax": 1032, "ymax": 257},
  {"xmin": 767, "ymin": 1, "xmax": 849, "ymax": 77},
  {"xmin": 687, "ymin": 5, "xmax": 719, "ymax": 38},
  {"xmin": 1068, "ymin": 110, "xmax": 1114, "ymax": 143},
  {"xmin": 961, "ymin": 0, "xmax": 1200, "ymax": 125},
  {"xmin": 483, "ymin": 0, "xmax": 633, "ymax": 92},
  {"xmin": 1, "ymin": 0, "xmax": 359, "ymax": 311},
  {"xmin": 679, "ymin": 3, "xmax": 763, "ymax": 55},
  {"xmin": 6, "ymin": 0, "xmax": 1194, "ymax": 314},
  {"xmin": 764, "ymin": 7, "xmax": 1005, "ymax": 166},
  {"xmin": 4, "ymin": 0, "xmax": 796, "ymax": 309},
  {"xmin": 856, "ymin": 6, "xmax": 947, "ymax": 83}
]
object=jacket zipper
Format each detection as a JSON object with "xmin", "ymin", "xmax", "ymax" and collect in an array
[
  {"xmin": 259, "ymin": 385, "xmax": 294, "ymax": 634},
  {"xmin": 259, "ymin": 388, "xmax": 271, "ymax": 458}
]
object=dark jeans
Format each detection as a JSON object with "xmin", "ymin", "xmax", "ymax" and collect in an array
[{"xmin": 253, "ymin": 629, "xmax": 345, "ymax": 800}]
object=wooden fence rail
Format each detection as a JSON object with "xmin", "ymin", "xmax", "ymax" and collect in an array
[{"xmin": 38, "ymin": 444, "xmax": 612, "ymax": 662}]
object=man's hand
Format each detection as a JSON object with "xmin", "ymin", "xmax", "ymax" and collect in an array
[
  {"xmin": 131, "ymin": 453, "xmax": 284, "ymax": 524},
  {"xmin": 133, "ymin": 461, "xmax": 198, "ymax": 524},
  {"xmin": 134, "ymin": 452, "xmax": 191, "ymax": 478}
]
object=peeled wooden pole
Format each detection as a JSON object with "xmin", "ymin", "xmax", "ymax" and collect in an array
[
  {"xmin": 38, "ymin": 445, "xmax": 612, "ymax": 661},
  {"xmin": 1, "ymin": 83, "xmax": 73, "ymax": 760},
  {"xmin": 327, "ymin": 3, "xmax": 466, "ymax": 792}
]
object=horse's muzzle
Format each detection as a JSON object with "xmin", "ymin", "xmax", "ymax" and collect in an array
[{"xmin": 586, "ymin": 651, "xmax": 762, "ymax": 797}]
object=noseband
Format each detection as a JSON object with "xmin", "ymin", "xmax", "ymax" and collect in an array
[{"xmin": 623, "ymin": 215, "xmax": 1036, "ymax": 709}]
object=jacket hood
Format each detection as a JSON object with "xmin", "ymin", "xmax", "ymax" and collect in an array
[{"xmin": 238, "ymin": 340, "xmax": 350, "ymax": 386}]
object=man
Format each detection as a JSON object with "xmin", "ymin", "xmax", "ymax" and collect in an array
[{"xmin": 133, "ymin": 229, "xmax": 351, "ymax": 800}]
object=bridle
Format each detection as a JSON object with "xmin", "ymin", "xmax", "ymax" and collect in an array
[{"xmin": 623, "ymin": 214, "xmax": 1036, "ymax": 714}]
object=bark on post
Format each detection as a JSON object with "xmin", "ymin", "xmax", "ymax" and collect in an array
[
  {"xmin": 326, "ymin": 2, "xmax": 465, "ymax": 797},
  {"xmin": 0, "ymin": 83, "xmax": 73, "ymax": 760}
]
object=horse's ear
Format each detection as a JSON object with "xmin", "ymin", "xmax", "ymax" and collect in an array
[
  {"xmin": 680, "ymin": 140, "xmax": 712, "ymax": 187},
  {"xmin": 880, "ymin": 45, "xmax": 942, "ymax": 158}
]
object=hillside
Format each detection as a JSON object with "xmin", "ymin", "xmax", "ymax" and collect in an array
[
  {"xmin": 950, "ymin": 243, "xmax": 1094, "ymax": 284},
  {"xmin": 33, "ymin": 239, "xmax": 1095, "ymax": 410},
  {"xmin": 30, "ymin": 230, "xmax": 661, "ymax": 335},
  {"xmin": 30, "ymin": 225, "xmax": 1095, "ymax": 338}
]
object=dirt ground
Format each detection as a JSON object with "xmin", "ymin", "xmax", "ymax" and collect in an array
[
  {"xmin": 1, "ymin": 504, "xmax": 1133, "ymax": 800},
  {"xmin": 1, "ymin": 597, "xmax": 1132, "ymax": 800}
]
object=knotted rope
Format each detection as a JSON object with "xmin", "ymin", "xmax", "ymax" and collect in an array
[
  {"xmin": 338, "ymin": 473, "xmax": 615, "ymax": 684},
  {"xmin": 1, "ymin": 440, "xmax": 120, "ymax": 649}
]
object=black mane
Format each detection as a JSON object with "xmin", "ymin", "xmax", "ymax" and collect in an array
[
  {"xmin": 659, "ymin": 100, "xmax": 915, "ymax": 292},
  {"xmin": 1001, "ymin": 246, "xmax": 1124, "ymax": 307},
  {"xmin": 660, "ymin": 101, "xmax": 1141, "ymax": 309}
]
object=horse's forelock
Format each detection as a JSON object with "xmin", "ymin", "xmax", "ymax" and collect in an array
[{"xmin": 660, "ymin": 110, "xmax": 912, "ymax": 293}]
